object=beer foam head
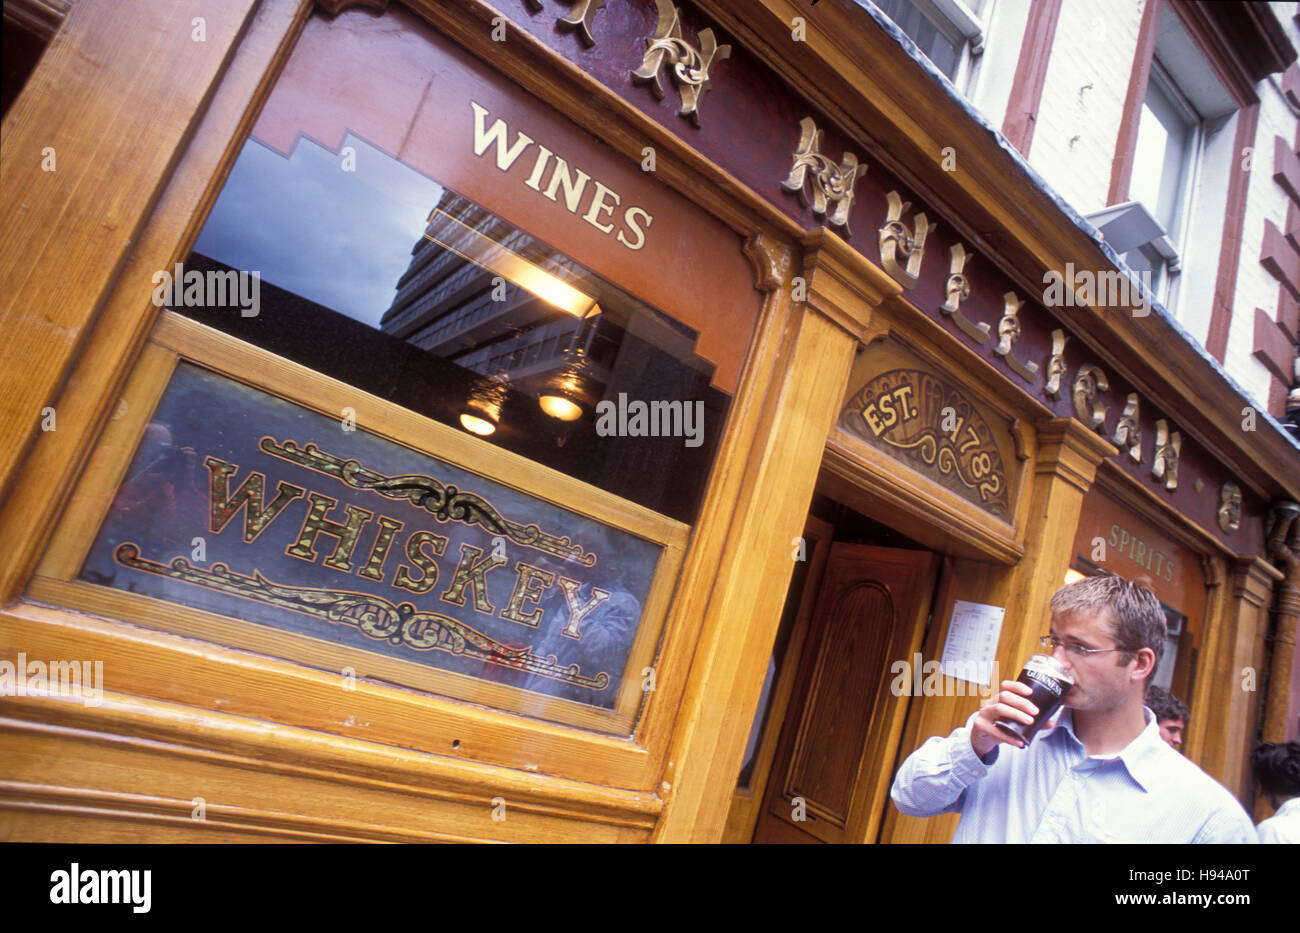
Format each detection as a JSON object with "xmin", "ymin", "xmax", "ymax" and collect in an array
[{"xmin": 1025, "ymin": 653, "xmax": 1074, "ymax": 686}]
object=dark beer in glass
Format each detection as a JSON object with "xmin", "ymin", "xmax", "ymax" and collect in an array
[{"xmin": 995, "ymin": 654, "xmax": 1074, "ymax": 746}]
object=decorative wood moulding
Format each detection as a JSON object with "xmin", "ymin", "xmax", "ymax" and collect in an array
[
  {"xmin": 878, "ymin": 191, "xmax": 933, "ymax": 288},
  {"xmin": 992, "ymin": 292, "xmax": 1037, "ymax": 383},
  {"xmin": 4, "ymin": 0, "xmax": 71, "ymax": 40},
  {"xmin": 631, "ymin": 0, "xmax": 730, "ymax": 126},
  {"xmin": 782, "ymin": 117, "xmax": 867, "ymax": 235},
  {"xmin": 1034, "ymin": 418, "xmax": 1116, "ymax": 493},
  {"xmin": 821, "ymin": 439, "xmax": 1023, "ymax": 565},
  {"xmin": 743, "ymin": 232, "xmax": 795, "ymax": 294},
  {"xmin": 799, "ymin": 228, "xmax": 901, "ymax": 342},
  {"xmin": 1200, "ymin": 551, "xmax": 1224, "ymax": 588}
]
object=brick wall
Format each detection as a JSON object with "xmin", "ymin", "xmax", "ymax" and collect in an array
[{"xmin": 1027, "ymin": 0, "xmax": 1143, "ymax": 213}]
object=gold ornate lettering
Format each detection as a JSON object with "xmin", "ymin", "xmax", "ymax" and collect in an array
[
  {"xmin": 781, "ymin": 117, "xmax": 867, "ymax": 234},
  {"xmin": 557, "ymin": 0, "xmax": 605, "ymax": 47},
  {"xmin": 1112, "ymin": 394, "xmax": 1142, "ymax": 463},
  {"xmin": 631, "ymin": 0, "xmax": 730, "ymax": 126},
  {"xmin": 878, "ymin": 191, "xmax": 934, "ymax": 288},
  {"xmin": 1072, "ymin": 364, "xmax": 1109, "ymax": 430},
  {"xmin": 285, "ymin": 492, "xmax": 374, "ymax": 573},
  {"xmin": 112, "ymin": 544, "xmax": 608, "ymax": 690},
  {"xmin": 392, "ymin": 530, "xmax": 449, "ymax": 595},
  {"xmin": 993, "ymin": 292, "xmax": 1039, "ymax": 382},
  {"xmin": 356, "ymin": 515, "xmax": 404, "ymax": 583},
  {"xmin": 501, "ymin": 561, "xmax": 557, "ymax": 627},
  {"xmin": 1045, "ymin": 329, "xmax": 1069, "ymax": 399},
  {"xmin": 1218, "ymin": 483, "xmax": 1242, "ymax": 534},
  {"xmin": 440, "ymin": 543, "xmax": 508, "ymax": 615},
  {"xmin": 206, "ymin": 457, "xmax": 305, "ymax": 543},
  {"xmin": 1152, "ymin": 419, "xmax": 1181, "ymax": 491},
  {"xmin": 259, "ymin": 438, "xmax": 595, "ymax": 566},
  {"xmin": 557, "ymin": 577, "xmax": 611, "ymax": 639},
  {"xmin": 939, "ymin": 243, "xmax": 989, "ymax": 343}
]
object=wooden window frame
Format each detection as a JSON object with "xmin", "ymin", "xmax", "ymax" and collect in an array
[{"xmin": 0, "ymin": 0, "xmax": 784, "ymax": 808}]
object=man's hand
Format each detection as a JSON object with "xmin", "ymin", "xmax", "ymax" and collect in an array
[{"xmin": 970, "ymin": 680, "xmax": 1038, "ymax": 758}]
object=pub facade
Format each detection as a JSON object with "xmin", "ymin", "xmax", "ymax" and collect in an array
[{"xmin": 2, "ymin": 0, "xmax": 1298, "ymax": 843}]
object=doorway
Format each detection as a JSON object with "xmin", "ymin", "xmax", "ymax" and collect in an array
[{"xmin": 725, "ymin": 494, "xmax": 939, "ymax": 844}]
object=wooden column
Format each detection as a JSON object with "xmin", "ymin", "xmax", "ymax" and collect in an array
[
  {"xmin": 882, "ymin": 418, "xmax": 1115, "ymax": 843},
  {"xmin": 1263, "ymin": 512, "xmax": 1300, "ymax": 747},
  {"xmin": 0, "ymin": 0, "xmax": 262, "ymax": 527},
  {"xmin": 652, "ymin": 229, "xmax": 900, "ymax": 842},
  {"xmin": 1192, "ymin": 556, "xmax": 1279, "ymax": 804}
]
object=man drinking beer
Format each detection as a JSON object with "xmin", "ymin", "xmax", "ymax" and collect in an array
[{"xmin": 890, "ymin": 574, "xmax": 1255, "ymax": 843}]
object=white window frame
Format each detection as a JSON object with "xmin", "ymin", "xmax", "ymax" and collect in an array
[{"xmin": 873, "ymin": 0, "xmax": 989, "ymax": 92}]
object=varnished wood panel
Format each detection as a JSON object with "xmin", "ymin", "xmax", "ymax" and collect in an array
[
  {"xmin": 0, "ymin": 0, "xmax": 310, "ymax": 607},
  {"xmin": 756, "ymin": 543, "xmax": 936, "ymax": 844},
  {"xmin": 721, "ymin": 514, "xmax": 833, "ymax": 843},
  {"xmin": 0, "ymin": 0, "xmax": 261, "ymax": 508},
  {"xmin": 0, "ymin": 698, "xmax": 654, "ymax": 843},
  {"xmin": 651, "ymin": 232, "xmax": 896, "ymax": 842},
  {"xmin": 785, "ymin": 582, "xmax": 893, "ymax": 826}
]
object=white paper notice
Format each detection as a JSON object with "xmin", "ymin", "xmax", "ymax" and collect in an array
[{"xmin": 940, "ymin": 600, "xmax": 1005, "ymax": 685}]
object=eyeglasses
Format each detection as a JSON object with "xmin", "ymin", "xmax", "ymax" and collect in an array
[{"xmin": 1039, "ymin": 634, "xmax": 1131, "ymax": 658}]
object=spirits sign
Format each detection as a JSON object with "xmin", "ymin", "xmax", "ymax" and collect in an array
[
  {"xmin": 840, "ymin": 368, "xmax": 1011, "ymax": 519},
  {"xmin": 79, "ymin": 363, "xmax": 662, "ymax": 710}
]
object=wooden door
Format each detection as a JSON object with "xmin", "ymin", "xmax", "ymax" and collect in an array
[
  {"xmin": 721, "ymin": 515, "xmax": 834, "ymax": 843},
  {"xmin": 753, "ymin": 544, "xmax": 936, "ymax": 844}
]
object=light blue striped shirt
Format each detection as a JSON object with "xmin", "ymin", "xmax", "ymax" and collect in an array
[{"xmin": 891, "ymin": 707, "xmax": 1258, "ymax": 843}]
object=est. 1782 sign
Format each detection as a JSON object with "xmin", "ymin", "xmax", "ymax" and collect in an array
[
  {"xmin": 839, "ymin": 367, "xmax": 1011, "ymax": 519},
  {"xmin": 78, "ymin": 363, "xmax": 665, "ymax": 719}
]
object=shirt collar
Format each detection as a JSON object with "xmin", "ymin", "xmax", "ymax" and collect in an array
[
  {"xmin": 1273, "ymin": 797, "xmax": 1300, "ymax": 819},
  {"xmin": 1044, "ymin": 706, "xmax": 1165, "ymax": 791},
  {"xmin": 1116, "ymin": 708, "xmax": 1167, "ymax": 791}
]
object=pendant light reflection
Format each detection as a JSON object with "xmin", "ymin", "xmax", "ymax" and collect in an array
[
  {"xmin": 460, "ymin": 373, "xmax": 509, "ymax": 437},
  {"xmin": 538, "ymin": 348, "xmax": 591, "ymax": 421}
]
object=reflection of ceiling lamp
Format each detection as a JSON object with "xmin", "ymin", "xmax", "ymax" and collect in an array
[
  {"xmin": 460, "ymin": 374, "xmax": 509, "ymax": 437},
  {"xmin": 423, "ymin": 209, "xmax": 600, "ymax": 318},
  {"xmin": 1063, "ymin": 568, "xmax": 1086, "ymax": 585},
  {"xmin": 538, "ymin": 349, "xmax": 590, "ymax": 422}
]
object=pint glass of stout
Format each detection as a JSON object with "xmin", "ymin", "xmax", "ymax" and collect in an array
[{"xmin": 994, "ymin": 654, "xmax": 1075, "ymax": 746}]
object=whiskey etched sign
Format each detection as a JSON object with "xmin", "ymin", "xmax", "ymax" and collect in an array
[{"xmin": 79, "ymin": 363, "xmax": 663, "ymax": 711}]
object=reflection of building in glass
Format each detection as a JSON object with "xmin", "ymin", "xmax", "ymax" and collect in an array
[
  {"xmin": 380, "ymin": 190, "xmax": 716, "ymax": 414},
  {"xmin": 381, "ymin": 191, "xmax": 605, "ymax": 405}
]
